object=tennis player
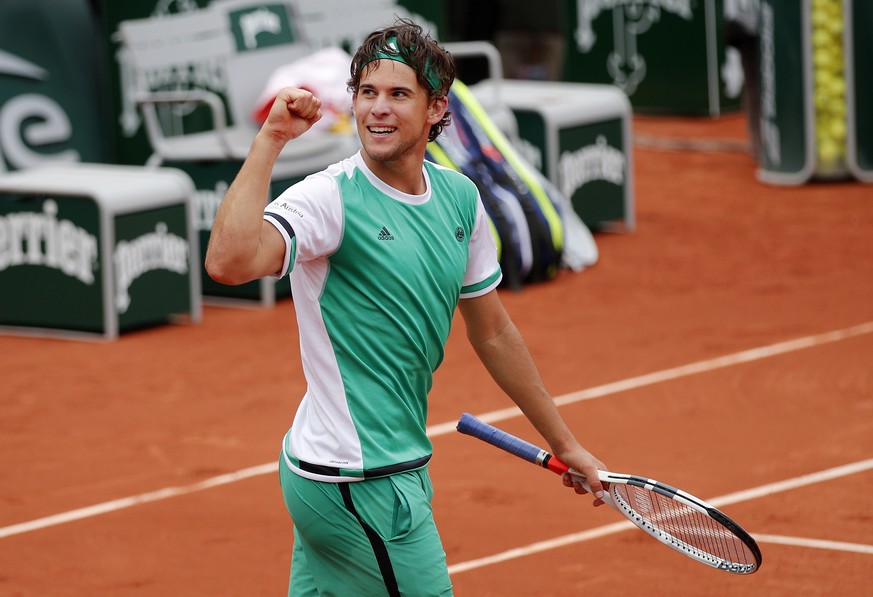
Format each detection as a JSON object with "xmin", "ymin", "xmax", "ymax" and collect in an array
[{"xmin": 205, "ymin": 18, "xmax": 606, "ymax": 597}]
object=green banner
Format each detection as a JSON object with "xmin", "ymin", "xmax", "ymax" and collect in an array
[
  {"xmin": 115, "ymin": 204, "xmax": 193, "ymax": 330},
  {"xmin": 0, "ymin": 194, "xmax": 104, "ymax": 332},
  {"xmin": 562, "ymin": 0, "xmax": 742, "ymax": 115},
  {"xmin": 848, "ymin": 0, "xmax": 873, "ymax": 177},
  {"xmin": 756, "ymin": 0, "xmax": 815, "ymax": 184},
  {"xmin": 513, "ymin": 109, "xmax": 628, "ymax": 231},
  {"xmin": 228, "ymin": 3, "xmax": 298, "ymax": 52},
  {"xmin": 558, "ymin": 119, "xmax": 628, "ymax": 229},
  {"xmin": 0, "ymin": 0, "xmax": 111, "ymax": 172}
]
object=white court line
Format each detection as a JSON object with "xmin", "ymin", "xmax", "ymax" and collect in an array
[
  {"xmin": 427, "ymin": 320, "xmax": 873, "ymax": 435},
  {"xmin": 0, "ymin": 464, "xmax": 275, "ymax": 539},
  {"xmin": 1, "ymin": 321, "xmax": 872, "ymax": 540},
  {"xmin": 755, "ymin": 535, "xmax": 873, "ymax": 555},
  {"xmin": 446, "ymin": 457, "xmax": 873, "ymax": 575}
]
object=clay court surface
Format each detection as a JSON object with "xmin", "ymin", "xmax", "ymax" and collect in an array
[{"xmin": 2, "ymin": 113, "xmax": 872, "ymax": 595}]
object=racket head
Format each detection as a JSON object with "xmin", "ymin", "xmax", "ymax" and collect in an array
[{"xmin": 589, "ymin": 471, "xmax": 762, "ymax": 574}]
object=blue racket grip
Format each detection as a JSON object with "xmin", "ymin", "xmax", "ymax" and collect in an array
[{"xmin": 457, "ymin": 413, "xmax": 555, "ymax": 469}]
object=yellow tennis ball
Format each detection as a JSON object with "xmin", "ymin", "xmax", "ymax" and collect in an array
[
  {"xmin": 814, "ymin": 47, "xmax": 833, "ymax": 70},
  {"xmin": 819, "ymin": 140, "xmax": 841, "ymax": 164},
  {"xmin": 812, "ymin": 28, "xmax": 831, "ymax": 49},
  {"xmin": 830, "ymin": 118, "xmax": 847, "ymax": 142}
]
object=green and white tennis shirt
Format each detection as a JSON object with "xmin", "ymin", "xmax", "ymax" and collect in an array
[{"xmin": 264, "ymin": 151, "xmax": 502, "ymax": 482}]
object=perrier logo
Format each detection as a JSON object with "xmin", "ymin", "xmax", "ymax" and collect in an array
[
  {"xmin": 114, "ymin": 222, "xmax": 189, "ymax": 313},
  {"xmin": 558, "ymin": 135, "xmax": 626, "ymax": 199},
  {"xmin": 0, "ymin": 200, "xmax": 97, "ymax": 284}
]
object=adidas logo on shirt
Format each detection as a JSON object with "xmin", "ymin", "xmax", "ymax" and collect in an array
[{"xmin": 377, "ymin": 226, "xmax": 395, "ymax": 241}]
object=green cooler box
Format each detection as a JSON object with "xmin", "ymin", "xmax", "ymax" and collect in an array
[
  {"xmin": 0, "ymin": 164, "xmax": 201, "ymax": 339},
  {"xmin": 473, "ymin": 79, "xmax": 634, "ymax": 232}
]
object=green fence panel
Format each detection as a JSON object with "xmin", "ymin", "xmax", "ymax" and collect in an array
[
  {"xmin": 0, "ymin": 0, "xmax": 111, "ymax": 172},
  {"xmin": 755, "ymin": 0, "xmax": 816, "ymax": 184},
  {"xmin": 115, "ymin": 204, "xmax": 194, "ymax": 330},
  {"xmin": 846, "ymin": 0, "xmax": 873, "ymax": 181},
  {"xmin": 562, "ymin": 0, "xmax": 742, "ymax": 115},
  {"xmin": 0, "ymin": 195, "xmax": 104, "ymax": 332}
]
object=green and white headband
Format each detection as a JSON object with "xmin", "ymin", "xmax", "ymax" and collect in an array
[{"xmin": 362, "ymin": 36, "xmax": 441, "ymax": 91}]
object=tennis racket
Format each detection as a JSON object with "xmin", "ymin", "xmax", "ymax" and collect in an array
[{"xmin": 456, "ymin": 413, "xmax": 762, "ymax": 574}]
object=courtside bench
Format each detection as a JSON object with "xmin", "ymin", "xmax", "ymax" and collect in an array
[
  {"xmin": 115, "ymin": 0, "xmax": 425, "ymax": 305},
  {"xmin": 0, "ymin": 164, "xmax": 201, "ymax": 340}
]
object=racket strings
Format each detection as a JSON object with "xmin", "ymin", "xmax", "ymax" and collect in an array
[{"xmin": 615, "ymin": 485, "xmax": 757, "ymax": 566}]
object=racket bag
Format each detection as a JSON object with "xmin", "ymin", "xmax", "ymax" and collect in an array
[{"xmin": 427, "ymin": 81, "xmax": 569, "ymax": 288}]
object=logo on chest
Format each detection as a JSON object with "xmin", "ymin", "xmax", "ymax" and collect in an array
[{"xmin": 377, "ymin": 226, "xmax": 395, "ymax": 241}]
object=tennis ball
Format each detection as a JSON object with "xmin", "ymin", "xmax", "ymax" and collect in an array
[
  {"xmin": 818, "ymin": 138, "xmax": 839, "ymax": 163},
  {"xmin": 830, "ymin": 118, "xmax": 847, "ymax": 142},
  {"xmin": 813, "ymin": 47, "xmax": 833, "ymax": 70},
  {"xmin": 811, "ymin": 0, "xmax": 847, "ymax": 173}
]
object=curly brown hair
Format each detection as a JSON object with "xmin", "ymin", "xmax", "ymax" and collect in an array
[{"xmin": 348, "ymin": 18, "xmax": 455, "ymax": 142}]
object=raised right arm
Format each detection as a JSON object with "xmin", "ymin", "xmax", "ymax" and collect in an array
[{"xmin": 205, "ymin": 88, "xmax": 322, "ymax": 285}]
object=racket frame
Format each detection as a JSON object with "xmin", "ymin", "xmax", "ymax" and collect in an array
[
  {"xmin": 575, "ymin": 470, "xmax": 760, "ymax": 574},
  {"xmin": 456, "ymin": 413, "xmax": 761, "ymax": 574}
]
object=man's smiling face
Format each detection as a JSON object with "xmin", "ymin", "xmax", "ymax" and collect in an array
[{"xmin": 353, "ymin": 59, "xmax": 442, "ymax": 167}]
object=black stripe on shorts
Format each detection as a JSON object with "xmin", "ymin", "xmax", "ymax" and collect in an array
[{"xmin": 339, "ymin": 483, "xmax": 400, "ymax": 597}]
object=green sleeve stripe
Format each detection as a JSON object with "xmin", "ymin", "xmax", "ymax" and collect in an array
[{"xmin": 461, "ymin": 267, "xmax": 502, "ymax": 296}]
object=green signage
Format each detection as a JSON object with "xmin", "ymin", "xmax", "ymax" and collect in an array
[
  {"xmin": 847, "ymin": 0, "xmax": 873, "ymax": 179},
  {"xmin": 0, "ymin": 190, "xmax": 197, "ymax": 335},
  {"xmin": 562, "ymin": 0, "xmax": 742, "ymax": 115},
  {"xmin": 558, "ymin": 119, "xmax": 628, "ymax": 228},
  {"xmin": 229, "ymin": 3, "xmax": 297, "ymax": 52},
  {"xmin": 756, "ymin": 0, "xmax": 815, "ymax": 184},
  {"xmin": 0, "ymin": 195, "xmax": 104, "ymax": 332},
  {"xmin": 115, "ymin": 204, "xmax": 193, "ymax": 330},
  {"xmin": 0, "ymin": 0, "xmax": 111, "ymax": 172},
  {"xmin": 513, "ymin": 109, "xmax": 628, "ymax": 231}
]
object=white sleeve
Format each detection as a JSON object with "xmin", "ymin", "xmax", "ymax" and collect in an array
[
  {"xmin": 461, "ymin": 193, "xmax": 503, "ymax": 298},
  {"xmin": 263, "ymin": 173, "xmax": 343, "ymax": 278}
]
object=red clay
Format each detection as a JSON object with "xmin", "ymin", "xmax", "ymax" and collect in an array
[{"xmin": 1, "ymin": 112, "xmax": 872, "ymax": 595}]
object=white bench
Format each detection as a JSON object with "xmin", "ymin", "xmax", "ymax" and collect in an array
[
  {"xmin": 116, "ymin": 0, "xmax": 361, "ymax": 177},
  {"xmin": 115, "ymin": 0, "xmax": 431, "ymax": 305}
]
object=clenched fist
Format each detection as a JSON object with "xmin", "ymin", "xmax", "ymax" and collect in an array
[{"xmin": 261, "ymin": 87, "xmax": 324, "ymax": 145}]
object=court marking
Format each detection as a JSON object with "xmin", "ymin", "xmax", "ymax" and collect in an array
[
  {"xmin": 1, "ymin": 321, "xmax": 872, "ymax": 540},
  {"xmin": 446, "ymin": 457, "xmax": 873, "ymax": 574},
  {"xmin": 753, "ymin": 535, "xmax": 873, "ymax": 555}
]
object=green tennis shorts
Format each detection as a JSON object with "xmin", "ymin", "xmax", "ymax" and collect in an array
[{"xmin": 279, "ymin": 452, "xmax": 453, "ymax": 596}]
